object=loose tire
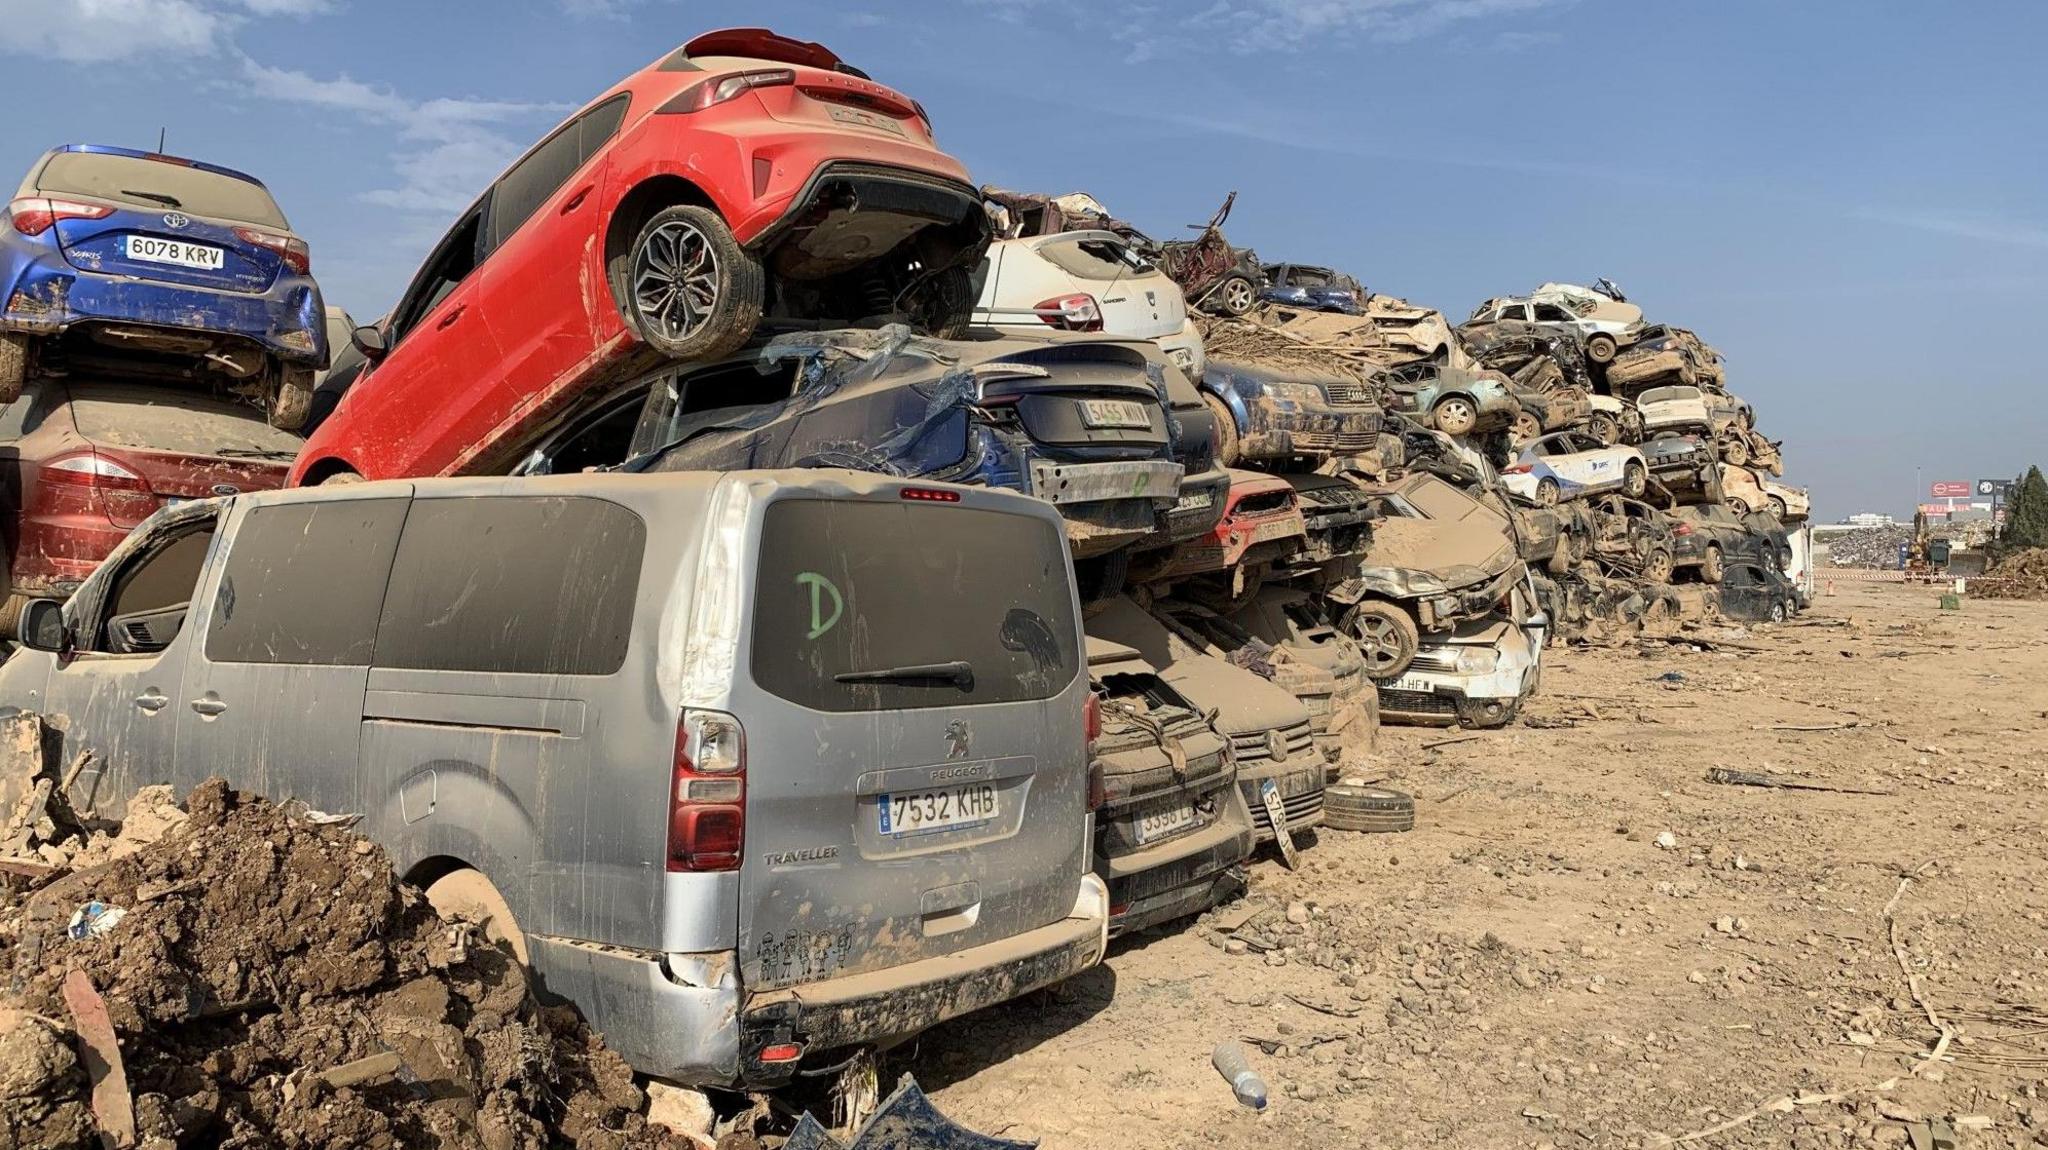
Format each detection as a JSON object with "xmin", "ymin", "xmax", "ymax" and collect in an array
[
  {"xmin": 1341, "ymin": 600, "xmax": 1420, "ymax": 681},
  {"xmin": 1203, "ymin": 391, "xmax": 1241, "ymax": 466},
  {"xmin": 1324, "ymin": 783, "xmax": 1414, "ymax": 834},
  {"xmin": 1432, "ymin": 395, "xmax": 1478, "ymax": 436},
  {"xmin": 1585, "ymin": 333, "xmax": 1618, "ymax": 363},
  {"xmin": 424, "ymin": 870, "xmax": 529, "ymax": 965},
  {"xmin": 1701, "ymin": 543, "xmax": 1724, "ymax": 584},
  {"xmin": 269, "ymin": 364, "xmax": 314, "ymax": 431},
  {"xmin": 1768, "ymin": 495, "xmax": 1787, "ymax": 521},
  {"xmin": 1720, "ymin": 435, "xmax": 1750, "ymax": 468},
  {"xmin": 1214, "ymin": 273, "xmax": 1257, "ymax": 317},
  {"xmin": 1620, "ymin": 460, "xmax": 1647, "ymax": 499},
  {"xmin": 1589, "ymin": 411, "xmax": 1621, "ymax": 446},
  {"xmin": 620, "ymin": 204, "xmax": 763, "ymax": 362},
  {"xmin": 0, "ymin": 333, "xmax": 25, "ymax": 404},
  {"xmin": 1535, "ymin": 477, "xmax": 1561, "ymax": 507}
]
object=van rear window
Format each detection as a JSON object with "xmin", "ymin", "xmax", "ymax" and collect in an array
[
  {"xmin": 35, "ymin": 152, "xmax": 289, "ymax": 229},
  {"xmin": 752, "ymin": 499, "xmax": 1078, "ymax": 711}
]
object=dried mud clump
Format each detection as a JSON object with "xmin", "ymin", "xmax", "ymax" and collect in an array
[{"xmin": 0, "ymin": 779, "xmax": 692, "ymax": 1150}]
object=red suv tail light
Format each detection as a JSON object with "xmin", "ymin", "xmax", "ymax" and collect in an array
[
  {"xmin": 9, "ymin": 197, "xmax": 113, "ymax": 236},
  {"xmin": 667, "ymin": 710, "xmax": 746, "ymax": 872},
  {"xmin": 1035, "ymin": 294, "xmax": 1103, "ymax": 332},
  {"xmin": 233, "ymin": 227, "xmax": 311, "ymax": 274},
  {"xmin": 661, "ymin": 68, "xmax": 797, "ymax": 114},
  {"xmin": 42, "ymin": 451, "xmax": 146, "ymax": 491}
]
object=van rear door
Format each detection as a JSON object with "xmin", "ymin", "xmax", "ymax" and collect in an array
[{"xmin": 728, "ymin": 489, "xmax": 1088, "ymax": 990}]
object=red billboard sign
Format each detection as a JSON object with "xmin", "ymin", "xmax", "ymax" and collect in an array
[{"xmin": 1929, "ymin": 481, "xmax": 1971, "ymax": 498}]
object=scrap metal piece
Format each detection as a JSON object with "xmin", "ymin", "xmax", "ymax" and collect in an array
[
  {"xmin": 62, "ymin": 969, "xmax": 135, "ymax": 1150},
  {"xmin": 1259, "ymin": 780, "xmax": 1300, "ymax": 869},
  {"xmin": 784, "ymin": 1075, "xmax": 1035, "ymax": 1150}
]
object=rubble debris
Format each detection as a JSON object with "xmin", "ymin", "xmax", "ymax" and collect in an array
[
  {"xmin": 1972, "ymin": 547, "xmax": 2048, "ymax": 599},
  {"xmin": 783, "ymin": 1076, "xmax": 1034, "ymax": 1150},
  {"xmin": 1, "ymin": 779, "xmax": 701, "ymax": 1150},
  {"xmin": 1704, "ymin": 767, "xmax": 1895, "ymax": 795}
]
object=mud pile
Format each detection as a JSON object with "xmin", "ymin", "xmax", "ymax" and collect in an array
[
  {"xmin": 1974, "ymin": 547, "xmax": 2048, "ymax": 599},
  {"xmin": 0, "ymin": 780, "xmax": 693, "ymax": 1150}
]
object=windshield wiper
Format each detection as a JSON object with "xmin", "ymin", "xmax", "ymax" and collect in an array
[
  {"xmin": 834, "ymin": 661, "xmax": 975, "ymax": 690},
  {"xmin": 122, "ymin": 189, "xmax": 183, "ymax": 208},
  {"xmin": 215, "ymin": 448, "xmax": 299, "ymax": 460}
]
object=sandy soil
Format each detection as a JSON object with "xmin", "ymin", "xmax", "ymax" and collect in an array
[{"xmin": 911, "ymin": 582, "xmax": 2048, "ymax": 1149}]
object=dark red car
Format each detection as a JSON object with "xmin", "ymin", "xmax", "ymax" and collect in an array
[
  {"xmin": 291, "ymin": 27, "xmax": 988, "ymax": 485},
  {"xmin": 0, "ymin": 378, "xmax": 297, "ymax": 632}
]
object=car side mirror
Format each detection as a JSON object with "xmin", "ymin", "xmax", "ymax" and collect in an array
[
  {"xmin": 351, "ymin": 324, "xmax": 389, "ymax": 362},
  {"xmin": 18, "ymin": 599, "xmax": 68, "ymax": 654}
]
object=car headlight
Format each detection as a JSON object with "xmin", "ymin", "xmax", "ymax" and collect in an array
[
  {"xmin": 1402, "ymin": 572, "xmax": 1448, "ymax": 595},
  {"xmin": 1264, "ymin": 381, "xmax": 1326, "ymax": 404},
  {"xmin": 1455, "ymin": 647, "xmax": 1499, "ymax": 674}
]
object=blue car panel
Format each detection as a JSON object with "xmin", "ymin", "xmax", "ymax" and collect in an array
[
  {"xmin": 2, "ymin": 144, "xmax": 325, "ymax": 370},
  {"xmin": 1203, "ymin": 358, "xmax": 1382, "ymax": 463}
]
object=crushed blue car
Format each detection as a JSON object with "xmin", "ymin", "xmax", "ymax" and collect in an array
[
  {"xmin": 0, "ymin": 144, "xmax": 326, "ymax": 426},
  {"xmin": 1200, "ymin": 358, "xmax": 1382, "ymax": 465},
  {"xmin": 1259, "ymin": 263, "xmax": 1363, "ymax": 315},
  {"xmin": 1375, "ymin": 360, "xmax": 1521, "ymax": 438}
]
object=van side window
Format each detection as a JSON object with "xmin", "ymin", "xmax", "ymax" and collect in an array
[
  {"xmin": 100, "ymin": 522, "xmax": 217, "ymax": 654},
  {"xmin": 374, "ymin": 496, "xmax": 645, "ymax": 675},
  {"xmin": 205, "ymin": 500, "xmax": 408, "ymax": 665}
]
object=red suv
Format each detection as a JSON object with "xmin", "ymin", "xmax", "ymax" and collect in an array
[
  {"xmin": 0, "ymin": 378, "xmax": 298, "ymax": 633},
  {"xmin": 291, "ymin": 28, "xmax": 988, "ymax": 485}
]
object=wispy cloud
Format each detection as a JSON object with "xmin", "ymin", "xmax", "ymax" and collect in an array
[
  {"xmin": 1847, "ymin": 206, "xmax": 2048, "ymax": 250},
  {"xmin": 239, "ymin": 58, "xmax": 572, "ymax": 215},
  {"xmin": 0, "ymin": 0, "xmax": 331, "ymax": 62}
]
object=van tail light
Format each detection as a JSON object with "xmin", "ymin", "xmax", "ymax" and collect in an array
[
  {"xmin": 233, "ymin": 227, "xmax": 311, "ymax": 274},
  {"xmin": 667, "ymin": 710, "xmax": 746, "ymax": 873},
  {"xmin": 661, "ymin": 68, "xmax": 796, "ymax": 114},
  {"xmin": 9, "ymin": 197, "xmax": 113, "ymax": 236},
  {"xmin": 42, "ymin": 451, "xmax": 147, "ymax": 492},
  {"xmin": 1083, "ymin": 692, "xmax": 1102, "ymax": 743},
  {"xmin": 1034, "ymin": 294, "xmax": 1103, "ymax": 332}
]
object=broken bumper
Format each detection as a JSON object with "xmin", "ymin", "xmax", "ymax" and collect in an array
[
  {"xmin": 0, "ymin": 251, "xmax": 326, "ymax": 366},
  {"xmin": 1234, "ymin": 759, "xmax": 1326, "ymax": 843},
  {"xmin": 1099, "ymin": 799, "xmax": 1253, "ymax": 937}
]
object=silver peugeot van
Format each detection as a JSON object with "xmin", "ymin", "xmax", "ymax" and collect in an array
[{"xmin": 0, "ymin": 468, "xmax": 1108, "ymax": 1088}]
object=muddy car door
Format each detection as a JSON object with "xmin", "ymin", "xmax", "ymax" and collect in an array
[
  {"xmin": 30, "ymin": 500, "xmax": 222, "ymax": 811},
  {"xmin": 172, "ymin": 485, "xmax": 411, "ymax": 812},
  {"xmin": 735, "ymin": 491, "xmax": 1089, "ymax": 991}
]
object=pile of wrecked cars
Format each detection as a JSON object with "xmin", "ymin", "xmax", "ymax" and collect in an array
[{"xmin": 0, "ymin": 24, "xmax": 1809, "ymax": 1118}]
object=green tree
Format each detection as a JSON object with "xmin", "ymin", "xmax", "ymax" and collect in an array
[{"xmin": 2005, "ymin": 465, "xmax": 2048, "ymax": 549}]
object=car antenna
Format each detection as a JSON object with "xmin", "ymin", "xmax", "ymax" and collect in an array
[{"xmin": 156, "ymin": 127, "xmax": 166, "ymax": 153}]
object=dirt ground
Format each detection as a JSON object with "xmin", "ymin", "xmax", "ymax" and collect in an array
[{"xmin": 910, "ymin": 581, "xmax": 2048, "ymax": 1149}]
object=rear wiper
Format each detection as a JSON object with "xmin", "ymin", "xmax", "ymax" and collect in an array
[
  {"xmin": 122, "ymin": 189, "xmax": 183, "ymax": 208},
  {"xmin": 834, "ymin": 661, "xmax": 975, "ymax": 690}
]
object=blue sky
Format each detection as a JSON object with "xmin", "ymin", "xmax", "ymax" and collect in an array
[{"xmin": 1, "ymin": 0, "xmax": 2041, "ymax": 519}]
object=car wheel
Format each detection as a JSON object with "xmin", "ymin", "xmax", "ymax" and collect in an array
[
  {"xmin": 1768, "ymin": 495, "xmax": 1787, "ymax": 521},
  {"xmin": 1535, "ymin": 477, "xmax": 1560, "ymax": 507},
  {"xmin": 1585, "ymin": 333, "xmax": 1617, "ymax": 363},
  {"xmin": 1511, "ymin": 410, "xmax": 1542, "ymax": 444},
  {"xmin": 318, "ymin": 469, "xmax": 365, "ymax": 486},
  {"xmin": 1323, "ymin": 783, "xmax": 1414, "ymax": 834},
  {"xmin": 1589, "ymin": 411, "xmax": 1621, "ymax": 445},
  {"xmin": 622, "ymin": 204, "xmax": 764, "ymax": 361},
  {"xmin": 904, "ymin": 265, "xmax": 975, "ymax": 340},
  {"xmin": 1202, "ymin": 392, "xmax": 1241, "ymax": 466},
  {"xmin": 1769, "ymin": 599, "xmax": 1787, "ymax": 623},
  {"xmin": 1701, "ymin": 543, "xmax": 1724, "ymax": 584},
  {"xmin": 1727, "ymin": 495, "xmax": 1750, "ymax": 514},
  {"xmin": 0, "ymin": 333, "xmax": 26, "ymax": 404},
  {"xmin": 424, "ymin": 870, "xmax": 529, "ymax": 966},
  {"xmin": 1643, "ymin": 547, "xmax": 1674, "ymax": 583},
  {"xmin": 1432, "ymin": 395, "xmax": 1478, "ymax": 436},
  {"xmin": 1621, "ymin": 460, "xmax": 1647, "ymax": 498},
  {"xmin": 1340, "ymin": 601, "xmax": 1419, "ymax": 681},
  {"xmin": 1215, "ymin": 274, "xmax": 1257, "ymax": 317},
  {"xmin": 1720, "ymin": 434, "xmax": 1750, "ymax": 468},
  {"xmin": 268, "ymin": 364, "xmax": 315, "ymax": 431}
]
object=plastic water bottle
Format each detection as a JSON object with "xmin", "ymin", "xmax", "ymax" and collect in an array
[{"xmin": 1211, "ymin": 1041, "xmax": 1269, "ymax": 1110}]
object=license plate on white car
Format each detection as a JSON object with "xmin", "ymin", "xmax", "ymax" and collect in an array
[
  {"xmin": 1134, "ymin": 803, "xmax": 1198, "ymax": 844},
  {"xmin": 1078, "ymin": 399, "xmax": 1151, "ymax": 430},
  {"xmin": 126, "ymin": 235, "xmax": 224, "ymax": 270},
  {"xmin": 1388, "ymin": 675, "xmax": 1438, "ymax": 693},
  {"xmin": 878, "ymin": 784, "xmax": 999, "ymax": 836}
]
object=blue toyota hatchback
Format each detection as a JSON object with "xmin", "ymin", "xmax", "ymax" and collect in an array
[{"xmin": 0, "ymin": 145, "xmax": 326, "ymax": 427}]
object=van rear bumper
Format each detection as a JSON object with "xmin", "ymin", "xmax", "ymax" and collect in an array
[{"xmin": 740, "ymin": 874, "xmax": 1109, "ymax": 1086}]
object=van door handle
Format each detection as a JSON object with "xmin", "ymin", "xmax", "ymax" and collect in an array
[
  {"xmin": 560, "ymin": 186, "xmax": 592, "ymax": 214},
  {"xmin": 436, "ymin": 303, "xmax": 467, "ymax": 330},
  {"xmin": 134, "ymin": 690, "xmax": 168, "ymax": 712},
  {"xmin": 189, "ymin": 697, "xmax": 227, "ymax": 717}
]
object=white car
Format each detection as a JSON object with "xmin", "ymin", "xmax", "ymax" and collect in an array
[
  {"xmin": 1378, "ymin": 574, "xmax": 1548, "ymax": 729},
  {"xmin": 1635, "ymin": 383, "xmax": 1713, "ymax": 438},
  {"xmin": 1471, "ymin": 285, "xmax": 1644, "ymax": 363},
  {"xmin": 972, "ymin": 229, "xmax": 1206, "ymax": 378},
  {"xmin": 1500, "ymin": 430, "xmax": 1648, "ymax": 505},
  {"xmin": 1718, "ymin": 465, "xmax": 1810, "ymax": 521}
]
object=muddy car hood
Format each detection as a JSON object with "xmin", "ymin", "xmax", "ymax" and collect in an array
[{"xmin": 1085, "ymin": 597, "xmax": 1309, "ymax": 737}]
